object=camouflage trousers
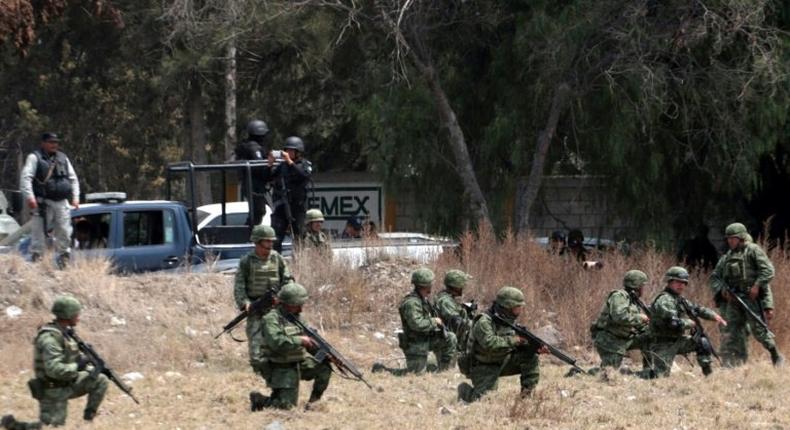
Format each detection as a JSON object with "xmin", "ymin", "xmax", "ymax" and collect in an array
[
  {"xmin": 29, "ymin": 199, "xmax": 72, "ymax": 256},
  {"xmin": 388, "ymin": 332, "xmax": 457, "ymax": 376},
  {"xmin": 719, "ymin": 301, "xmax": 776, "ymax": 367},
  {"xmin": 259, "ymin": 357, "xmax": 332, "ymax": 409},
  {"xmin": 593, "ymin": 330, "xmax": 651, "ymax": 369},
  {"xmin": 36, "ymin": 372, "xmax": 108, "ymax": 426},
  {"xmin": 461, "ymin": 348, "xmax": 540, "ymax": 402},
  {"xmin": 246, "ymin": 312, "xmax": 268, "ymax": 373},
  {"xmin": 648, "ymin": 336, "xmax": 711, "ymax": 377}
]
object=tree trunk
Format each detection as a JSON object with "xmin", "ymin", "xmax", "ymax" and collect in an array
[
  {"xmin": 224, "ymin": 40, "xmax": 237, "ymax": 161},
  {"xmin": 516, "ymin": 83, "xmax": 571, "ymax": 233},
  {"xmin": 419, "ymin": 63, "xmax": 491, "ymax": 226},
  {"xmin": 187, "ymin": 72, "xmax": 213, "ymax": 206}
]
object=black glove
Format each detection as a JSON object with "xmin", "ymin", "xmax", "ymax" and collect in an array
[{"xmin": 77, "ymin": 356, "xmax": 91, "ymax": 371}]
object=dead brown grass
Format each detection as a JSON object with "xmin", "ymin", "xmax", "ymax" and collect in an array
[{"xmin": 0, "ymin": 231, "xmax": 788, "ymax": 429}]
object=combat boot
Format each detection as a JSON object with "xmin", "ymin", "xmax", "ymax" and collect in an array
[
  {"xmin": 83, "ymin": 408, "xmax": 97, "ymax": 421},
  {"xmin": 520, "ymin": 387, "xmax": 534, "ymax": 398},
  {"xmin": 1, "ymin": 415, "xmax": 15, "ymax": 429},
  {"xmin": 56, "ymin": 253, "xmax": 70, "ymax": 269},
  {"xmin": 770, "ymin": 348, "xmax": 785, "ymax": 367},
  {"xmin": 701, "ymin": 363, "xmax": 713, "ymax": 376},
  {"xmin": 30, "ymin": 253, "xmax": 41, "ymax": 263},
  {"xmin": 457, "ymin": 382, "xmax": 472, "ymax": 402},
  {"xmin": 249, "ymin": 391, "xmax": 270, "ymax": 412},
  {"xmin": 371, "ymin": 362, "xmax": 386, "ymax": 373}
]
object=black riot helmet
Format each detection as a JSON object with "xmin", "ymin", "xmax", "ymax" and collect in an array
[
  {"xmin": 246, "ymin": 120, "xmax": 270, "ymax": 139},
  {"xmin": 283, "ymin": 136, "xmax": 305, "ymax": 153}
]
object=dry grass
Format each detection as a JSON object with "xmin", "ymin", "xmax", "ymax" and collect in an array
[{"xmin": 0, "ymin": 232, "xmax": 788, "ymax": 429}]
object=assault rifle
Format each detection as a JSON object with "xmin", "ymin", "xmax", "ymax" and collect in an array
[
  {"xmin": 215, "ymin": 290, "xmax": 276, "ymax": 340},
  {"xmin": 726, "ymin": 287, "xmax": 773, "ymax": 335},
  {"xmin": 628, "ymin": 290, "xmax": 651, "ymax": 318},
  {"xmin": 678, "ymin": 298, "xmax": 720, "ymax": 364},
  {"xmin": 489, "ymin": 311, "xmax": 586, "ymax": 374},
  {"xmin": 425, "ymin": 297, "xmax": 448, "ymax": 339},
  {"xmin": 65, "ymin": 328, "xmax": 140, "ymax": 404},
  {"xmin": 284, "ymin": 313, "xmax": 373, "ymax": 390}
]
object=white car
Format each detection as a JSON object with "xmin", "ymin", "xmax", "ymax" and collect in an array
[{"xmin": 196, "ymin": 202, "xmax": 272, "ymax": 231}]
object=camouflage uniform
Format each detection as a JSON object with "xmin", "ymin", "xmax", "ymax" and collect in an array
[
  {"xmin": 648, "ymin": 268, "xmax": 719, "ymax": 377},
  {"xmin": 4, "ymin": 296, "xmax": 108, "ymax": 429},
  {"xmin": 590, "ymin": 270, "xmax": 650, "ymax": 368},
  {"xmin": 300, "ymin": 209, "xmax": 330, "ymax": 252},
  {"xmin": 458, "ymin": 287, "xmax": 539, "ymax": 402},
  {"xmin": 374, "ymin": 268, "xmax": 457, "ymax": 375},
  {"xmin": 709, "ymin": 223, "xmax": 781, "ymax": 366},
  {"xmin": 234, "ymin": 226, "xmax": 293, "ymax": 374},
  {"xmin": 434, "ymin": 270, "xmax": 473, "ymax": 351},
  {"xmin": 256, "ymin": 284, "xmax": 331, "ymax": 409}
]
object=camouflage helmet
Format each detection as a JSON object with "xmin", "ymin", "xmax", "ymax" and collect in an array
[
  {"xmin": 725, "ymin": 223, "xmax": 748, "ymax": 240},
  {"xmin": 664, "ymin": 266, "xmax": 690, "ymax": 284},
  {"xmin": 51, "ymin": 295, "xmax": 81, "ymax": 320},
  {"xmin": 495, "ymin": 286, "xmax": 525, "ymax": 309},
  {"xmin": 278, "ymin": 283, "xmax": 309, "ymax": 306},
  {"xmin": 305, "ymin": 209, "xmax": 325, "ymax": 223},
  {"xmin": 250, "ymin": 225, "xmax": 276, "ymax": 242},
  {"xmin": 623, "ymin": 270, "xmax": 648, "ymax": 290},
  {"xmin": 411, "ymin": 267, "xmax": 435, "ymax": 287},
  {"xmin": 444, "ymin": 270, "xmax": 470, "ymax": 289}
]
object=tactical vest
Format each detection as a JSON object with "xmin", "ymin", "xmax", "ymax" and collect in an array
[
  {"xmin": 722, "ymin": 244, "xmax": 762, "ymax": 291},
  {"xmin": 33, "ymin": 323, "xmax": 78, "ymax": 381},
  {"xmin": 33, "ymin": 149, "xmax": 73, "ymax": 201},
  {"xmin": 592, "ymin": 290, "xmax": 640, "ymax": 338},
  {"xmin": 399, "ymin": 292, "xmax": 436, "ymax": 341},
  {"xmin": 472, "ymin": 313, "xmax": 517, "ymax": 364},
  {"xmin": 649, "ymin": 291, "xmax": 686, "ymax": 338},
  {"xmin": 302, "ymin": 231, "xmax": 328, "ymax": 249},
  {"xmin": 246, "ymin": 253, "xmax": 283, "ymax": 299},
  {"xmin": 260, "ymin": 309, "xmax": 307, "ymax": 363}
]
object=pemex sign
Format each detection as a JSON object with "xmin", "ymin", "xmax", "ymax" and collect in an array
[{"xmin": 306, "ymin": 182, "xmax": 383, "ymax": 235}]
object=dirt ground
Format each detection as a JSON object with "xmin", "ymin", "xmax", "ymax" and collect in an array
[{"xmin": 1, "ymin": 248, "xmax": 788, "ymax": 430}]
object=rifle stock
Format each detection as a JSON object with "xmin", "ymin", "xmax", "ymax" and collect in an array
[
  {"xmin": 679, "ymin": 298, "xmax": 720, "ymax": 364},
  {"xmin": 727, "ymin": 287, "xmax": 773, "ymax": 335},
  {"xmin": 215, "ymin": 291, "xmax": 276, "ymax": 339}
]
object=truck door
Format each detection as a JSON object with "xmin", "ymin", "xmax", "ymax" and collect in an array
[{"xmin": 116, "ymin": 208, "xmax": 180, "ymax": 272}]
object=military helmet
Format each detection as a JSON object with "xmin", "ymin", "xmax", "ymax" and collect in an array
[
  {"xmin": 52, "ymin": 295, "xmax": 81, "ymax": 319},
  {"xmin": 495, "ymin": 286, "xmax": 525, "ymax": 308},
  {"xmin": 725, "ymin": 223, "xmax": 748, "ymax": 240},
  {"xmin": 411, "ymin": 267, "xmax": 435, "ymax": 287},
  {"xmin": 283, "ymin": 136, "xmax": 305, "ymax": 153},
  {"xmin": 250, "ymin": 225, "xmax": 276, "ymax": 242},
  {"xmin": 246, "ymin": 119, "xmax": 270, "ymax": 137},
  {"xmin": 278, "ymin": 283, "xmax": 309, "ymax": 306},
  {"xmin": 623, "ymin": 270, "xmax": 648, "ymax": 290},
  {"xmin": 664, "ymin": 266, "xmax": 690, "ymax": 284},
  {"xmin": 444, "ymin": 270, "xmax": 470, "ymax": 289},
  {"xmin": 305, "ymin": 209, "xmax": 324, "ymax": 223}
]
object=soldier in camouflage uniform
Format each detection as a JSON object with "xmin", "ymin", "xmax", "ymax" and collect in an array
[
  {"xmin": 457, "ymin": 287, "xmax": 548, "ymax": 402},
  {"xmin": 709, "ymin": 222, "xmax": 784, "ymax": 367},
  {"xmin": 234, "ymin": 225, "xmax": 293, "ymax": 376},
  {"xmin": 434, "ymin": 270, "xmax": 474, "ymax": 351},
  {"xmin": 3, "ymin": 296, "xmax": 107, "ymax": 429},
  {"xmin": 249, "ymin": 283, "xmax": 332, "ymax": 410},
  {"xmin": 300, "ymin": 209, "xmax": 330, "ymax": 252},
  {"xmin": 371, "ymin": 268, "xmax": 457, "ymax": 375},
  {"xmin": 590, "ymin": 270, "xmax": 651, "ymax": 370},
  {"xmin": 647, "ymin": 267, "xmax": 727, "ymax": 377}
]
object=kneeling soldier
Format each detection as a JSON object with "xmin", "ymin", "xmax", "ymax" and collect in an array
[
  {"xmin": 434, "ymin": 270, "xmax": 474, "ymax": 350},
  {"xmin": 250, "ymin": 283, "xmax": 332, "ymax": 410},
  {"xmin": 648, "ymin": 267, "xmax": 727, "ymax": 377},
  {"xmin": 590, "ymin": 270, "xmax": 651, "ymax": 371},
  {"xmin": 458, "ymin": 286, "xmax": 547, "ymax": 402},
  {"xmin": 3, "ymin": 296, "xmax": 108, "ymax": 429},
  {"xmin": 372, "ymin": 267, "xmax": 457, "ymax": 375}
]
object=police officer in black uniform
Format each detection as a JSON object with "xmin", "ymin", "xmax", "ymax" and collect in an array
[
  {"xmin": 234, "ymin": 119, "xmax": 271, "ymax": 225},
  {"xmin": 266, "ymin": 136, "xmax": 312, "ymax": 252}
]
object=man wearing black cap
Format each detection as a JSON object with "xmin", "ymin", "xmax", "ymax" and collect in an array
[
  {"xmin": 19, "ymin": 133, "xmax": 80, "ymax": 267},
  {"xmin": 341, "ymin": 216, "xmax": 362, "ymax": 239}
]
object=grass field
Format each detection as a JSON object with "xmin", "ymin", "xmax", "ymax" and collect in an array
[{"xmin": 1, "ymin": 233, "xmax": 788, "ymax": 429}]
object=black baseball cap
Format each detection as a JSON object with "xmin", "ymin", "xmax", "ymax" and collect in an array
[{"xmin": 41, "ymin": 132, "xmax": 60, "ymax": 142}]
